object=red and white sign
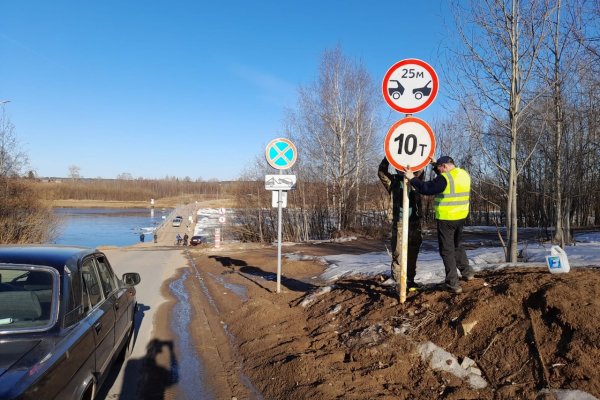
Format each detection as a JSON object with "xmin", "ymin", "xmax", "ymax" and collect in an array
[
  {"xmin": 384, "ymin": 117, "xmax": 436, "ymax": 172},
  {"xmin": 382, "ymin": 59, "xmax": 439, "ymax": 114},
  {"xmin": 215, "ymin": 228, "xmax": 221, "ymax": 248}
]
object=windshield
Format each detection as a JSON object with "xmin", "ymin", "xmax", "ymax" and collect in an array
[{"xmin": 0, "ymin": 266, "xmax": 57, "ymax": 332}]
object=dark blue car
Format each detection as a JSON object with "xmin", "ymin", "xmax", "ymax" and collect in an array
[{"xmin": 0, "ymin": 246, "xmax": 140, "ymax": 400}]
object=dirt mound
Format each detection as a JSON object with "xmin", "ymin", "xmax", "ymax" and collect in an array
[
  {"xmin": 293, "ymin": 267, "xmax": 600, "ymax": 399},
  {"xmin": 192, "ymin": 245, "xmax": 600, "ymax": 400},
  {"xmin": 412, "ymin": 267, "xmax": 600, "ymax": 399}
]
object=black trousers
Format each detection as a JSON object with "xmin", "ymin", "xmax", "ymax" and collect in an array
[{"xmin": 437, "ymin": 219, "xmax": 472, "ymax": 286}]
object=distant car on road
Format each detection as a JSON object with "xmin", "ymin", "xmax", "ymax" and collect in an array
[
  {"xmin": 172, "ymin": 218, "xmax": 182, "ymax": 227},
  {"xmin": 0, "ymin": 246, "xmax": 141, "ymax": 400},
  {"xmin": 189, "ymin": 236, "xmax": 203, "ymax": 246}
]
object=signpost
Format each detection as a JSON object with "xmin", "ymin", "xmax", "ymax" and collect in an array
[
  {"xmin": 215, "ymin": 227, "xmax": 221, "ymax": 249},
  {"xmin": 265, "ymin": 138, "xmax": 298, "ymax": 293},
  {"xmin": 382, "ymin": 59, "xmax": 438, "ymax": 304}
]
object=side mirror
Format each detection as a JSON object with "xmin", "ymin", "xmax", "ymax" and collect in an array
[{"xmin": 122, "ymin": 272, "xmax": 141, "ymax": 286}]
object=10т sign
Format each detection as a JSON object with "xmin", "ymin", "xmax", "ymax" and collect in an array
[{"xmin": 384, "ymin": 117, "xmax": 436, "ymax": 172}]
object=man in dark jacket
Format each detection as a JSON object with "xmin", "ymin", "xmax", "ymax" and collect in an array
[{"xmin": 378, "ymin": 158, "xmax": 423, "ymax": 291}]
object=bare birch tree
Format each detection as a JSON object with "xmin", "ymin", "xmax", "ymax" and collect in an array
[
  {"xmin": 68, "ymin": 165, "xmax": 81, "ymax": 180},
  {"xmin": 286, "ymin": 46, "xmax": 381, "ymax": 231},
  {"xmin": 448, "ymin": 0, "xmax": 553, "ymax": 262},
  {"xmin": 0, "ymin": 108, "xmax": 28, "ymax": 177},
  {"xmin": 543, "ymin": 0, "xmax": 585, "ymax": 246}
]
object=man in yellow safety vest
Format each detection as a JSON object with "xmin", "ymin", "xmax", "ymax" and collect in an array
[{"xmin": 405, "ymin": 156, "xmax": 474, "ymax": 294}]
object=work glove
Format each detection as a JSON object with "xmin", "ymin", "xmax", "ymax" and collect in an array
[{"xmin": 405, "ymin": 169, "xmax": 415, "ymax": 180}]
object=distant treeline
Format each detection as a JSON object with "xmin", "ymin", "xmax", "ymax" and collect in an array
[{"xmin": 35, "ymin": 178, "xmax": 231, "ymax": 202}]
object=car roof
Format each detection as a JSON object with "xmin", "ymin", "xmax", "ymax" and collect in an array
[{"xmin": 0, "ymin": 245, "xmax": 98, "ymax": 273}]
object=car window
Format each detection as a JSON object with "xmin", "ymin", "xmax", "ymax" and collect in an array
[
  {"xmin": 95, "ymin": 256, "xmax": 116, "ymax": 296},
  {"xmin": 0, "ymin": 266, "xmax": 56, "ymax": 332},
  {"xmin": 63, "ymin": 268, "xmax": 84, "ymax": 327},
  {"xmin": 81, "ymin": 259, "xmax": 103, "ymax": 312}
]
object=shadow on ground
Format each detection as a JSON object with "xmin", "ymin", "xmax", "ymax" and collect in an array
[{"xmin": 209, "ymin": 255, "xmax": 316, "ymax": 293}]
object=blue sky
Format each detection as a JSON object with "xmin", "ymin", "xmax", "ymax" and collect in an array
[{"xmin": 0, "ymin": 1, "xmax": 453, "ymax": 180}]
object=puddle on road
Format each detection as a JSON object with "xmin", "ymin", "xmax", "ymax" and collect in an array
[{"xmin": 169, "ymin": 269, "xmax": 212, "ymax": 400}]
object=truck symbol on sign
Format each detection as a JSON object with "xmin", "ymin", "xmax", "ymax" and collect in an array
[{"xmin": 266, "ymin": 177, "xmax": 294, "ymax": 187}]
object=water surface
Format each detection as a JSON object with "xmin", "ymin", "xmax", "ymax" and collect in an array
[{"xmin": 52, "ymin": 208, "xmax": 171, "ymax": 248}]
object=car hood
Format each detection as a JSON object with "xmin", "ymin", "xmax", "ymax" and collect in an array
[{"xmin": 0, "ymin": 339, "xmax": 41, "ymax": 378}]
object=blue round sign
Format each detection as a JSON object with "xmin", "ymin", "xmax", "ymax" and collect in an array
[{"xmin": 265, "ymin": 138, "xmax": 297, "ymax": 170}]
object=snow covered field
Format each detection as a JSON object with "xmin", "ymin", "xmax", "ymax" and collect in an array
[{"xmin": 287, "ymin": 230, "xmax": 600, "ymax": 284}]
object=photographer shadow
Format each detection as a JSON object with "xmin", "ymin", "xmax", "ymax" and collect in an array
[
  {"xmin": 95, "ymin": 303, "xmax": 151, "ymax": 400},
  {"xmin": 120, "ymin": 339, "xmax": 179, "ymax": 400}
]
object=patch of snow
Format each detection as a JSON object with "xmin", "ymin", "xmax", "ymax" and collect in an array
[
  {"xmin": 316, "ymin": 230, "xmax": 600, "ymax": 285},
  {"xmin": 538, "ymin": 388, "xmax": 599, "ymax": 400},
  {"xmin": 300, "ymin": 285, "xmax": 333, "ymax": 308},
  {"xmin": 418, "ymin": 341, "xmax": 487, "ymax": 390}
]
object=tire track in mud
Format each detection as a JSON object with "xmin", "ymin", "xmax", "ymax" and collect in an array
[{"xmin": 185, "ymin": 251, "xmax": 263, "ymax": 400}]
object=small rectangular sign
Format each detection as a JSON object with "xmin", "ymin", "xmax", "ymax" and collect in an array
[
  {"xmin": 272, "ymin": 191, "xmax": 287, "ymax": 208},
  {"xmin": 265, "ymin": 175, "xmax": 296, "ymax": 190}
]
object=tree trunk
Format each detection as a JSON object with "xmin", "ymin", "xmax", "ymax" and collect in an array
[{"xmin": 507, "ymin": 0, "xmax": 520, "ymax": 263}]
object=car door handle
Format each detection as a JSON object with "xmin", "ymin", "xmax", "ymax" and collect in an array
[
  {"xmin": 114, "ymin": 302, "xmax": 120, "ymax": 311},
  {"xmin": 94, "ymin": 322, "xmax": 102, "ymax": 333}
]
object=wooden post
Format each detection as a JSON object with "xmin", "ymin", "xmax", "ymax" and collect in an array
[{"xmin": 398, "ymin": 175, "xmax": 409, "ymax": 303}]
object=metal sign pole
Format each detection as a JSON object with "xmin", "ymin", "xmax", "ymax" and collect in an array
[
  {"xmin": 399, "ymin": 175, "xmax": 409, "ymax": 303},
  {"xmin": 265, "ymin": 138, "xmax": 297, "ymax": 294},
  {"xmin": 276, "ymin": 169, "xmax": 283, "ymax": 293}
]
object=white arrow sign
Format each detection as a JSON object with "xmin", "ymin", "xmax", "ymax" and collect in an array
[{"xmin": 265, "ymin": 175, "xmax": 297, "ymax": 191}]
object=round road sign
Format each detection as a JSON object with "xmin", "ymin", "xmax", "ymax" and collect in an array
[
  {"xmin": 382, "ymin": 59, "xmax": 439, "ymax": 114},
  {"xmin": 266, "ymin": 138, "xmax": 297, "ymax": 170},
  {"xmin": 384, "ymin": 117, "xmax": 436, "ymax": 172}
]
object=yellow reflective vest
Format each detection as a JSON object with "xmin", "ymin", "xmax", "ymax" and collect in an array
[{"xmin": 435, "ymin": 167, "xmax": 471, "ymax": 220}]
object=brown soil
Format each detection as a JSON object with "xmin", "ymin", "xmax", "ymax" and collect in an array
[{"xmin": 186, "ymin": 240, "xmax": 600, "ymax": 400}]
